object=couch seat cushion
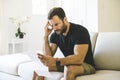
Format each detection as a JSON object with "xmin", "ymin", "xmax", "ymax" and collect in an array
[
  {"xmin": 0, "ymin": 72, "xmax": 24, "ymax": 80},
  {"xmin": 76, "ymin": 70, "xmax": 120, "ymax": 80},
  {"xmin": 0, "ymin": 54, "xmax": 32, "ymax": 75}
]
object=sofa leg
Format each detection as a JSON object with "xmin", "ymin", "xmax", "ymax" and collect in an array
[{"xmin": 32, "ymin": 71, "xmax": 44, "ymax": 80}]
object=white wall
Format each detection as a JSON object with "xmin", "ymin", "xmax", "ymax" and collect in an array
[
  {"xmin": 23, "ymin": 15, "xmax": 47, "ymax": 51},
  {"xmin": 0, "ymin": 0, "xmax": 8, "ymax": 55},
  {"xmin": 98, "ymin": 0, "xmax": 120, "ymax": 32},
  {"xmin": 0, "ymin": 19, "xmax": 8, "ymax": 55}
]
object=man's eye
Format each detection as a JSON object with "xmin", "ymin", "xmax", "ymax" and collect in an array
[{"xmin": 55, "ymin": 24, "xmax": 58, "ymax": 26}]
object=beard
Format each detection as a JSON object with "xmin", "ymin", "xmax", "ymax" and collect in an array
[
  {"xmin": 55, "ymin": 21, "xmax": 67, "ymax": 35},
  {"xmin": 61, "ymin": 22, "xmax": 67, "ymax": 34}
]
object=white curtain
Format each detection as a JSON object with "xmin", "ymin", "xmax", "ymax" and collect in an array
[{"xmin": 0, "ymin": 0, "xmax": 8, "ymax": 55}]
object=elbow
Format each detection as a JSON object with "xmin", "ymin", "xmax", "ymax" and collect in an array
[
  {"xmin": 76, "ymin": 59, "xmax": 83, "ymax": 65},
  {"xmin": 75, "ymin": 56, "xmax": 84, "ymax": 65}
]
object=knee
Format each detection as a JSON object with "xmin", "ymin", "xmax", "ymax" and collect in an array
[
  {"xmin": 66, "ymin": 66, "xmax": 76, "ymax": 74},
  {"xmin": 66, "ymin": 65, "xmax": 84, "ymax": 76}
]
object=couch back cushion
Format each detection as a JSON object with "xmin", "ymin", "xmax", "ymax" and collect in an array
[
  {"xmin": 94, "ymin": 32, "xmax": 120, "ymax": 70},
  {"xmin": 89, "ymin": 32, "xmax": 98, "ymax": 53}
]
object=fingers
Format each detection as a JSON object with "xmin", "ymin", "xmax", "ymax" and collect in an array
[
  {"xmin": 47, "ymin": 22, "xmax": 53, "ymax": 30},
  {"xmin": 37, "ymin": 53, "xmax": 46, "ymax": 62},
  {"xmin": 44, "ymin": 22, "xmax": 51, "ymax": 37},
  {"xmin": 44, "ymin": 21, "xmax": 49, "ymax": 29},
  {"xmin": 45, "ymin": 21, "xmax": 53, "ymax": 30},
  {"xmin": 37, "ymin": 53, "xmax": 52, "ymax": 66},
  {"xmin": 37, "ymin": 53, "xmax": 47, "ymax": 65},
  {"xmin": 37, "ymin": 53, "xmax": 44, "ymax": 58}
]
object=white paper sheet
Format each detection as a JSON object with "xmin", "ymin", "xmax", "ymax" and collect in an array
[{"xmin": 35, "ymin": 69, "xmax": 53, "ymax": 78}]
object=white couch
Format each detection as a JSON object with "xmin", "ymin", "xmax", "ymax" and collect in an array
[{"xmin": 0, "ymin": 32, "xmax": 120, "ymax": 80}]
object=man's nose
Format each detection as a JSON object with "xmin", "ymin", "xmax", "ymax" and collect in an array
[{"xmin": 53, "ymin": 26, "xmax": 60, "ymax": 30}]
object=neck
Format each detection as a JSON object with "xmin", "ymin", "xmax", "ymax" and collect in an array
[{"xmin": 63, "ymin": 22, "xmax": 70, "ymax": 36}]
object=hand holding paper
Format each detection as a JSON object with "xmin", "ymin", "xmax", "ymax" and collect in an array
[{"xmin": 37, "ymin": 53, "xmax": 57, "ymax": 71}]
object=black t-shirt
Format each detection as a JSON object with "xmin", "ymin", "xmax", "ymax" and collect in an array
[{"xmin": 50, "ymin": 22, "xmax": 94, "ymax": 66}]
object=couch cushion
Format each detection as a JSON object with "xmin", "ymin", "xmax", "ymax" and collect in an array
[
  {"xmin": 94, "ymin": 32, "xmax": 120, "ymax": 70},
  {"xmin": 76, "ymin": 70, "xmax": 120, "ymax": 80},
  {"xmin": 89, "ymin": 32, "xmax": 98, "ymax": 52},
  {"xmin": 0, "ymin": 72, "xmax": 24, "ymax": 80},
  {"xmin": 0, "ymin": 54, "xmax": 32, "ymax": 75}
]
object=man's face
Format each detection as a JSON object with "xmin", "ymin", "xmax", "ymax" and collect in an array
[{"xmin": 48, "ymin": 16, "xmax": 67, "ymax": 35}]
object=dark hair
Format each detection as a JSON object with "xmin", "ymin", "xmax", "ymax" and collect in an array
[{"xmin": 48, "ymin": 7, "xmax": 66, "ymax": 20}]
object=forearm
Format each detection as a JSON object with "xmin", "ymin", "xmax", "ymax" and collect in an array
[
  {"xmin": 43, "ymin": 36, "xmax": 52, "ymax": 56},
  {"xmin": 60, "ymin": 54, "xmax": 84, "ymax": 66}
]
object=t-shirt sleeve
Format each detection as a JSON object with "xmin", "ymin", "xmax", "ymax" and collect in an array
[
  {"xmin": 75, "ymin": 28, "xmax": 90, "ymax": 44},
  {"xmin": 50, "ymin": 32, "xmax": 57, "ymax": 44}
]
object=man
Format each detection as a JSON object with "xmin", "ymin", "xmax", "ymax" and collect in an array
[{"xmin": 33, "ymin": 7, "xmax": 95, "ymax": 80}]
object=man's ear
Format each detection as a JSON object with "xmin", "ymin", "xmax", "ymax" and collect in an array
[{"xmin": 63, "ymin": 17, "xmax": 67, "ymax": 23}]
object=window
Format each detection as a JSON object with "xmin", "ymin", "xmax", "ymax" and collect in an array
[{"xmin": 32, "ymin": 0, "xmax": 47, "ymax": 15}]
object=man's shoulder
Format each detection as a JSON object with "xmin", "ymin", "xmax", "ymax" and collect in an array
[{"xmin": 70, "ymin": 22, "xmax": 88, "ymax": 33}]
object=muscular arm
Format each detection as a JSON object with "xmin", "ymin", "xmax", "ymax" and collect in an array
[
  {"xmin": 43, "ymin": 22, "xmax": 58, "ymax": 56},
  {"xmin": 60, "ymin": 44, "xmax": 88, "ymax": 66},
  {"xmin": 43, "ymin": 36, "xmax": 57, "ymax": 56}
]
